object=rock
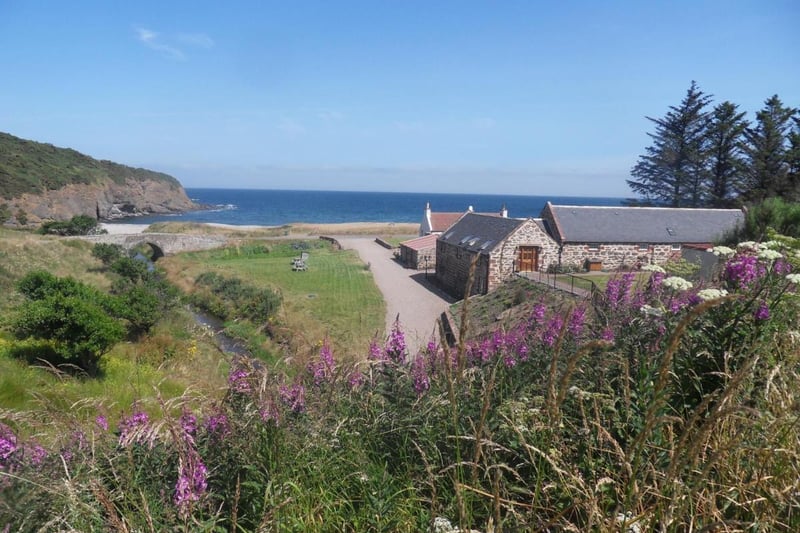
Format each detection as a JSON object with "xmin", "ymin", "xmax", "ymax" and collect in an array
[{"xmin": 3, "ymin": 178, "xmax": 198, "ymax": 226}]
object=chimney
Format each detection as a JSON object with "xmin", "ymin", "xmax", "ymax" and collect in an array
[
  {"xmin": 500, "ymin": 203, "xmax": 508, "ymax": 218},
  {"xmin": 468, "ymin": 205, "xmax": 474, "ymax": 212},
  {"xmin": 422, "ymin": 202, "xmax": 432, "ymax": 236}
]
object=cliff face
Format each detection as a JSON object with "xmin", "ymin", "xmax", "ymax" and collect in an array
[
  {"xmin": 0, "ymin": 131, "xmax": 199, "ymax": 226},
  {"xmin": 4, "ymin": 178, "xmax": 197, "ymax": 226}
]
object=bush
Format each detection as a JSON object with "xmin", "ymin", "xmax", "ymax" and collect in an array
[
  {"xmin": 91, "ymin": 243, "xmax": 125, "ymax": 265},
  {"xmin": 12, "ymin": 272, "xmax": 124, "ymax": 373},
  {"xmin": 39, "ymin": 214, "xmax": 101, "ymax": 236}
]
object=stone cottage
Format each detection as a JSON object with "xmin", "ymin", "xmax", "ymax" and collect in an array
[
  {"xmin": 397, "ymin": 233, "xmax": 438, "ymax": 270},
  {"xmin": 419, "ymin": 202, "xmax": 509, "ymax": 236},
  {"xmin": 435, "ymin": 213, "xmax": 558, "ymax": 298},
  {"xmin": 540, "ymin": 203, "xmax": 744, "ymax": 271},
  {"xmin": 434, "ymin": 203, "xmax": 744, "ymax": 298},
  {"xmin": 402, "ymin": 203, "xmax": 510, "ymax": 270}
]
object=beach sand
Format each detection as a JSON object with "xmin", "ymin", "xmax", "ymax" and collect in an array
[{"xmin": 100, "ymin": 221, "xmax": 419, "ymax": 236}]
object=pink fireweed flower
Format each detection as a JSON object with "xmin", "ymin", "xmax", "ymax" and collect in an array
[
  {"xmin": 259, "ymin": 400, "xmax": 280, "ymax": 425},
  {"xmin": 385, "ymin": 321, "xmax": 407, "ymax": 364},
  {"xmin": 27, "ymin": 443, "xmax": 47, "ymax": 468},
  {"xmin": 347, "ymin": 370, "xmax": 365, "ymax": 390},
  {"xmin": 541, "ymin": 316, "xmax": 564, "ymax": 347},
  {"xmin": 118, "ymin": 411, "xmax": 149, "ymax": 446},
  {"xmin": 180, "ymin": 411, "xmax": 197, "ymax": 436},
  {"xmin": 308, "ymin": 338, "xmax": 336, "ymax": 386},
  {"xmin": 600, "ymin": 328, "xmax": 615, "ymax": 343},
  {"xmin": 411, "ymin": 356, "xmax": 430, "ymax": 396},
  {"xmin": 228, "ymin": 368, "xmax": 251, "ymax": 394},
  {"xmin": 754, "ymin": 301, "xmax": 770, "ymax": 321},
  {"xmin": 204, "ymin": 412, "xmax": 230, "ymax": 437},
  {"xmin": 568, "ymin": 307, "xmax": 586, "ymax": 337},
  {"xmin": 530, "ymin": 303, "xmax": 547, "ymax": 324},
  {"xmin": 95, "ymin": 415, "xmax": 108, "ymax": 432},
  {"xmin": 0, "ymin": 423, "xmax": 17, "ymax": 468},
  {"xmin": 279, "ymin": 382, "xmax": 306, "ymax": 413},
  {"xmin": 516, "ymin": 342, "xmax": 529, "ymax": 362},
  {"xmin": 724, "ymin": 254, "xmax": 766, "ymax": 289},
  {"xmin": 174, "ymin": 450, "xmax": 208, "ymax": 516},
  {"xmin": 368, "ymin": 339, "xmax": 386, "ymax": 362}
]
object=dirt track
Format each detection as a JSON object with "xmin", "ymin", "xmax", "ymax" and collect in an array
[{"xmin": 338, "ymin": 237, "xmax": 456, "ymax": 355}]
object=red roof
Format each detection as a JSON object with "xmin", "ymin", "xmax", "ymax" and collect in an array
[
  {"xmin": 430, "ymin": 212, "xmax": 465, "ymax": 232},
  {"xmin": 400, "ymin": 233, "xmax": 439, "ymax": 251}
]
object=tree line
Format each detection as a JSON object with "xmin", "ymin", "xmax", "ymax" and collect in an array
[{"xmin": 628, "ymin": 81, "xmax": 799, "ymax": 208}]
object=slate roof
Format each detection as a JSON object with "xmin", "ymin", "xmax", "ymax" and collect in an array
[
  {"xmin": 400, "ymin": 233, "xmax": 439, "ymax": 251},
  {"xmin": 546, "ymin": 204, "xmax": 744, "ymax": 244},
  {"xmin": 439, "ymin": 213, "xmax": 525, "ymax": 254}
]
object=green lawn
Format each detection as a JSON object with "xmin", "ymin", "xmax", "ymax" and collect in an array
[{"xmin": 162, "ymin": 240, "xmax": 385, "ymax": 359}]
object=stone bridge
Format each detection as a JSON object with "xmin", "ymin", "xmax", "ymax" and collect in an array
[{"xmin": 78, "ymin": 233, "xmax": 228, "ymax": 259}]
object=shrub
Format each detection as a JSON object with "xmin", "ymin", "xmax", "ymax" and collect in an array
[
  {"xmin": 12, "ymin": 273, "xmax": 125, "ymax": 373},
  {"xmin": 39, "ymin": 214, "xmax": 101, "ymax": 236}
]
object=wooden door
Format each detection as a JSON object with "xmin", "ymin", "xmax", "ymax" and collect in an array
[{"xmin": 518, "ymin": 246, "xmax": 538, "ymax": 272}]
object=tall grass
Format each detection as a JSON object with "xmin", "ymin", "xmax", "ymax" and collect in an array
[{"xmin": 2, "ymin": 237, "xmax": 800, "ymax": 531}]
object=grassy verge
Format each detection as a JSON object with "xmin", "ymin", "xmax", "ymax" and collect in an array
[
  {"xmin": 0, "ymin": 229, "xmax": 229, "ymax": 430},
  {"xmin": 160, "ymin": 239, "xmax": 385, "ymax": 361}
]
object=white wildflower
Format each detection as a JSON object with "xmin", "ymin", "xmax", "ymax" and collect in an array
[
  {"xmin": 763, "ymin": 240, "xmax": 782, "ymax": 250},
  {"xmin": 710, "ymin": 246, "xmax": 735, "ymax": 257},
  {"xmin": 662, "ymin": 276, "xmax": 693, "ymax": 291},
  {"xmin": 737, "ymin": 241, "xmax": 759, "ymax": 252},
  {"xmin": 434, "ymin": 517, "xmax": 458, "ymax": 533},
  {"xmin": 696, "ymin": 288, "xmax": 728, "ymax": 301},
  {"xmin": 787, "ymin": 273, "xmax": 800, "ymax": 285},
  {"xmin": 640, "ymin": 304, "xmax": 665, "ymax": 317},
  {"xmin": 616, "ymin": 512, "xmax": 642, "ymax": 533},
  {"xmin": 641, "ymin": 264, "xmax": 666, "ymax": 273},
  {"xmin": 757, "ymin": 249, "xmax": 783, "ymax": 261}
]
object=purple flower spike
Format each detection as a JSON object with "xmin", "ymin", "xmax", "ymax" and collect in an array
[
  {"xmin": 95, "ymin": 415, "xmax": 108, "ymax": 432},
  {"xmin": 385, "ymin": 321, "xmax": 407, "ymax": 364},
  {"xmin": 174, "ymin": 450, "xmax": 208, "ymax": 516},
  {"xmin": 0, "ymin": 423, "xmax": 17, "ymax": 468},
  {"xmin": 180, "ymin": 411, "xmax": 197, "ymax": 436},
  {"xmin": 754, "ymin": 301, "xmax": 770, "ymax": 321},
  {"xmin": 411, "ymin": 356, "xmax": 430, "ymax": 396},
  {"xmin": 228, "ymin": 368, "xmax": 251, "ymax": 393}
]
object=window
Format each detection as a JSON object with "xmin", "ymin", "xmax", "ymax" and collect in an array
[
  {"xmin": 671, "ymin": 243, "xmax": 681, "ymax": 251},
  {"xmin": 637, "ymin": 243, "xmax": 649, "ymax": 252},
  {"xmin": 587, "ymin": 243, "xmax": 600, "ymax": 251}
]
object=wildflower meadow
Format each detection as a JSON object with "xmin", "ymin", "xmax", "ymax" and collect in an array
[{"xmin": 2, "ymin": 235, "xmax": 800, "ymax": 531}]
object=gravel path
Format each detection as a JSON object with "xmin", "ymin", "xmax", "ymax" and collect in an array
[{"xmin": 338, "ymin": 237, "xmax": 456, "ymax": 355}]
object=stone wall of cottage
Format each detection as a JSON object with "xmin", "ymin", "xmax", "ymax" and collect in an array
[
  {"xmin": 400, "ymin": 245, "xmax": 436, "ymax": 270},
  {"xmin": 559, "ymin": 243, "xmax": 682, "ymax": 271},
  {"xmin": 487, "ymin": 220, "xmax": 560, "ymax": 290},
  {"xmin": 436, "ymin": 241, "xmax": 488, "ymax": 298}
]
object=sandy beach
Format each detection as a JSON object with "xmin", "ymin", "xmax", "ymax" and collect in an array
[{"xmin": 100, "ymin": 221, "xmax": 419, "ymax": 236}]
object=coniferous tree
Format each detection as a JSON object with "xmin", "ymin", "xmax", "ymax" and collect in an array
[
  {"xmin": 628, "ymin": 81, "xmax": 712, "ymax": 207},
  {"xmin": 706, "ymin": 101, "xmax": 749, "ymax": 207},
  {"xmin": 742, "ymin": 95, "xmax": 798, "ymax": 201},
  {"xmin": 787, "ymin": 115, "xmax": 800, "ymax": 200}
]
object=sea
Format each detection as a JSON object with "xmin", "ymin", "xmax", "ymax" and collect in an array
[{"xmin": 107, "ymin": 188, "xmax": 626, "ymax": 227}]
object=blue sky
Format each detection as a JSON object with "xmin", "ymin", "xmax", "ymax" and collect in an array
[{"xmin": 1, "ymin": 1, "xmax": 797, "ymax": 197}]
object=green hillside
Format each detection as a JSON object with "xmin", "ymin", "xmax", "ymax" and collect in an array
[{"xmin": 0, "ymin": 131, "xmax": 182, "ymax": 199}]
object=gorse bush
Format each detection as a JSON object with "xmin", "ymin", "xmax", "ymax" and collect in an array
[{"xmin": 2, "ymin": 237, "xmax": 800, "ymax": 531}]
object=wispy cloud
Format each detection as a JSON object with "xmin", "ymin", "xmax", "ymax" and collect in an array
[
  {"xmin": 134, "ymin": 27, "xmax": 214, "ymax": 60},
  {"xmin": 176, "ymin": 32, "xmax": 215, "ymax": 49}
]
